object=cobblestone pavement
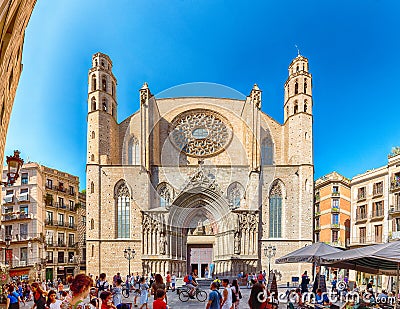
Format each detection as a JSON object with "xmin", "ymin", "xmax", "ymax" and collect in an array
[{"xmin": 122, "ymin": 287, "xmax": 253, "ymax": 309}]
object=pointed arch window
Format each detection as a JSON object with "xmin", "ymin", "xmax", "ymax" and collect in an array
[
  {"xmin": 158, "ymin": 184, "xmax": 171, "ymax": 207},
  {"xmin": 128, "ymin": 137, "xmax": 140, "ymax": 165},
  {"xmin": 296, "ymin": 65, "xmax": 299, "ymax": 72},
  {"xmin": 269, "ymin": 183, "xmax": 282, "ymax": 238},
  {"xmin": 304, "ymin": 100, "xmax": 308, "ymax": 113},
  {"xmin": 90, "ymin": 219, "xmax": 94, "ymax": 230},
  {"xmin": 261, "ymin": 136, "xmax": 274, "ymax": 165},
  {"xmin": 116, "ymin": 182, "xmax": 130, "ymax": 238},
  {"xmin": 91, "ymin": 131, "xmax": 95, "ymax": 139},
  {"xmin": 90, "ymin": 182, "xmax": 94, "ymax": 194},
  {"xmin": 304, "ymin": 79, "xmax": 307, "ymax": 93},
  {"xmin": 90, "ymin": 154, "xmax": 95, "ymax": 162},
  {"xmin": 294, "ymin": 81, "xmax": 298, "ymax": 94},
  {"xmin": 102, "ymin": 98, "xmax": 107, "ymax": 112},
  {"xmin": 91, "ymin": 97, "xmax": 96, "ymax": 111},
  {"xmin": 112, "ymin": 82, "xmax": 115, "ymax": 98},
  {"xmin": 102, "ymin": 76, "xmax": 107, "ymax": 91},
  {"xmin": 294, "ymin": 102, "xmax": 298, "ymax": 114},
  {"xmin": 227, "ymin": 182, "xmax": 244, "ymax": 208},
  {"xmin": 92, "ymin": 75, "xmax": 97, "ymax": 91}
]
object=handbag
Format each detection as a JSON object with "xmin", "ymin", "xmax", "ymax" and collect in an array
[{"xmin": 238, "ymin": 290, "xmax": 242, "ymax": 299}]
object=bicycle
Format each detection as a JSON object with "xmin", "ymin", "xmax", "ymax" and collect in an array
[
  {"xmin": 121, "ymin": 284, "xmax": 131, "ymax": 298},
  {"xmin": 178, "ymin": 286, "xmax": 208, "ymax": 302}
]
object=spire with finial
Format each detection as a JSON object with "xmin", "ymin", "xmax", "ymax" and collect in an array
[
  {"xmin": 249, "ymin": 83, "xmax": 262, "ymax": 109},
  {"xmin": 140, "ymin": 82, "xmax": 152, "ymax": 105},
  {"xmin": 295, "ymin": 44, "xmax": 301, "ymax": 57}
]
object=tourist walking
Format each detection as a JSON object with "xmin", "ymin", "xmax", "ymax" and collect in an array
[
  {"xmin": 31, "ymin": 282, "xmax": 47, "ymax": 309},
  {"xmin": 221, "ymin": 279, "xmax": 232, "ymax": 309},
  {"xmin": 60, "ymin": 274, "xmax": 93, "ymax": 309},
  {"xmin": 231, "ymin": 279, "xmax": 241, "ymax": 309},
  {"xmin": 96, "ymin": 273, "xmax": 110, "ymax": 297},
  {"xmin": 248, "ymin": 283, "xmax": 270, "ymax": 309},
  {"xmin": 165, "ymin": 272, "xmax": 171, "ymax": 291},
  {"xmin": 151, "ymin": 274, "xmax": 167, "ymax": 305},
  {"xmin": 139, "ymin": 277, "xmax": 149, "ymax": 309},
  {"xmin": 171, "ymin": 273, "xmax": 176, "ymax": 292},
  {"xmin": 46, "ymin": 290, "xmax": 62, "ymax": 309},
  {"xmin": 112, "ymin": 279, "xmax": 123, "ymax": 309},
  {"xmin": 6, "ymin": 285, "xmax": 23, "ymax": 309},
  {"xmin": 300, "ymin": 271, "xmax": 309, "ymax": 294},
  {"xmin": 206, "ymin": 282, "xmax": 221, "ymax": 309}
]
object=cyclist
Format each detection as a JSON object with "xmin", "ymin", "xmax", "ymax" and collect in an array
[{"xmin": 185, "ymin": 272, "xmax": 197, "ymax": 298}]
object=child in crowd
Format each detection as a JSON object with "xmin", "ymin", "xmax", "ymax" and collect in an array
[{"xmin": 152, "ymin": 289, "xmax": 167, "ymax": 309}]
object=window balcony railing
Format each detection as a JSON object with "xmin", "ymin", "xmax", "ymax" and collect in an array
[
  {"xmin": 331, "ymin": 223, "xmax": 340, "ymax": 229},
  {"xmin": 371, "ymin": 209, "xmax": 384, "ymax": 218},
  {"xmin": 391, "ymin": 179, "xmax": 400, "ymax": 191},
  {"xmin": 2, "ymin": 213, "xmax": 32, "ymax": 221},
  {"xmin": 357, "ymin": 193, "xmax": 366, "ymax": 201},
  {"xmin": 373, "ymin": 189, "xmax": 383, "ymax": 197},
  {"xmin": 331, "ymin": 207, "xmax": 340, "ymax": 213},
  {"xmin": 332, "ymin": 192, "xmax": 340, "ymax": 197},
  {"xmin": 17, "ymin": 194, "xmax": 29, "ymax": 202},
  {"xmin": 315, "ymin": 225, "xmax": 321, "ymax": 231},
  {"xmin": 355, "ymin": 212, "xmax": 368, "ymax": 221},
  {"xmin": 3, "ymin": 196, "xmax": 14, "ymax": 204},
  {"xmin": 389, "ymin": 205, "xmax": 400, "ymax": 216}
]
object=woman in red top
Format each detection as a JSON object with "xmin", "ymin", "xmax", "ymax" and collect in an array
[{"xmin": 31, "ymin": 282, "xmax": 47, "ymax": 309}]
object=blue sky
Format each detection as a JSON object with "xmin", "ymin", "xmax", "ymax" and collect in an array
[{"xmin": 5, "ymin": 0, "xmax": 400, "ymax": 189}]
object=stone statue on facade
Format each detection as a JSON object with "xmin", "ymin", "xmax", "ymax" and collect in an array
[
  {"xmin": 234, "ymin": 232, "xmax": 241, "ymax": 254},
  {"xmin": 159, "ymin": 233, "xmax": 167, "ymax": 255}
]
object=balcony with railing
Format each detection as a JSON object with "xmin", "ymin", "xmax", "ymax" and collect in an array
[
  {"xmin": 45, "ymin": 219, "xmax": 77, "ymax": 230},
  {"xmin": 3, "ymin": 195, "xmax": 14, "ymax": 204},
  {"xmin": 45, "ymin": 184, "xmax": 67, "ymax": 193},
  {"xmin": 391, "ymin": 178, "xmax": 400, "ymax": 192},
  {"xmin": 331, "ymin": 207, "xmax": 340, "ymax": 213},
  {"xmin": 2, "ymin": 212, "xmax": 32, "ymax": 221},
  {"xmin": 315, "ymin": 224, "xmax": 321, "ymax": 231},
  {"xmin": 17, "ymin": 193, "xmax": 29, "ymax": 202},
  {"xmin": 389, "ymin": 204, "xmax": 400, "ymax": 216},
  {"xmin": 332, "ymin": 191, "xmax": 340, "ymax": 197},
  {"xmin": 371, "ymin": 208, "xmax": 384, "ymax": 220},
  {"xmin": 355, "ymin": 210, "xmax": 368, "ymax": 222},
  {"xmin": 0, "ymin": 233, "xmax": 44, "ymax": 243},
  {"xmin": 373, "ymin": 188, "xmax": 383, "ymax": 198},
  {"xmin": 331, "ymin": 223, "xmax": 340, "ymax": 229},
  {"xmin": 357, "ymin": 192, "xmax": 366, "ymax": 201},
  {"xmin": 348, "ymin": 236, "xmax": 378, "ymax": 246}
]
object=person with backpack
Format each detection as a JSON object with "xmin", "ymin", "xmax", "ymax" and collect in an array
[
  {"xmin": 96, "ymin": 273, "xmax": 109, "ymax": 298},
  {"xmin": 206, "ymin": 282, "xmax": 221, "ymax": 309},
  {"xmin": 183, "ymin": 273, "xmax": 197, "ymax": 298}
]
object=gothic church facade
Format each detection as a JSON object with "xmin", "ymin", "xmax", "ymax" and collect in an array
[{"xmin": 86, "ymin": 53, "xmax": 314, "ymax": 282}]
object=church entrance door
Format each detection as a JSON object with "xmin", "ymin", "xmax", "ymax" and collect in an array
[{"xmin": 187, "ymin": 245, "xmax": 213, "ymax": 278}]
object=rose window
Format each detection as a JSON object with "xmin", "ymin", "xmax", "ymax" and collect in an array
[{"xmin": 170, "ymin": 110, "xmax": 232, "ymax": 157}]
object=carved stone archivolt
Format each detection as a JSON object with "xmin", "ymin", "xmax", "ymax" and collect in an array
[
  {"xmin": 117, "ymin": 182, "xmax": 130, "ymax": 197},
  {"xmin": 182, "ymin": 170, "xmax": 222, "ymax": 194},
  {"xmin": 170, "ymin": 109, "xmax": 232, "ymax": 157}
]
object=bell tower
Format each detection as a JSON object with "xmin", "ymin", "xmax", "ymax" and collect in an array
[
  {"xmin": 283, "ymin": 54, "xmax": 313, "ymax": 165},
  {"xmin": 87, "ymin": 52, "xmax": 118, "ymax": 166}
]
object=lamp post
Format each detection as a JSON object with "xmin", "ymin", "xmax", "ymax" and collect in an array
[
  {"xmin": 2, "ymin": 150, "xmax": 24, "ymax": 186},
  {"xmin": 123, "ymin": 247, "xmax": 135, "ymax": 277},
  {"xmin": 264, "ymin": 244, "xmax": 276, "ymax": 275}
]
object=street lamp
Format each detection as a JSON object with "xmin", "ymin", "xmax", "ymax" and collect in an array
[
  {"xmin": 264, "ymin": 244, "xmax": 276, "ymax": 275},
  {"xmin": 123, "ymin": 247, "xmax": 135, "ymax": 277},
  {"xmin": 2, "ymin": 150, "xmax": 24, "ymax": 186}
]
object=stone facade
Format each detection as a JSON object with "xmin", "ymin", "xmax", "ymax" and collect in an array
[
  {"xmin": 0, "ymin": 0, "xmax": 36, "ymax": 168},
  {"xmin": 86, "ymin": 53, "xmax": 314, "ymax": 283},
  {"xmin": 314, "ymin": 172, "xmax": 351, "ymax": 248}
]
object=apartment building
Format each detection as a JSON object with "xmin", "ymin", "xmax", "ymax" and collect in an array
[
  {"xmin": 77, "ymin": 192, "xmax": 86, "ymax": 274},
  {"xmin": 1, "ymin": 162, "xmax": 45, "ymax": 280},
  {"xmin": 349, "ymin": 150, "xmax": 400, "ymax": 288},
  {"xmin": 314, "ymin": 172, "xmax": 351, "ymax": 248},
  {"xmin": 1, "ymin": 162, "xmax": 83, "ymax": 281}
]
